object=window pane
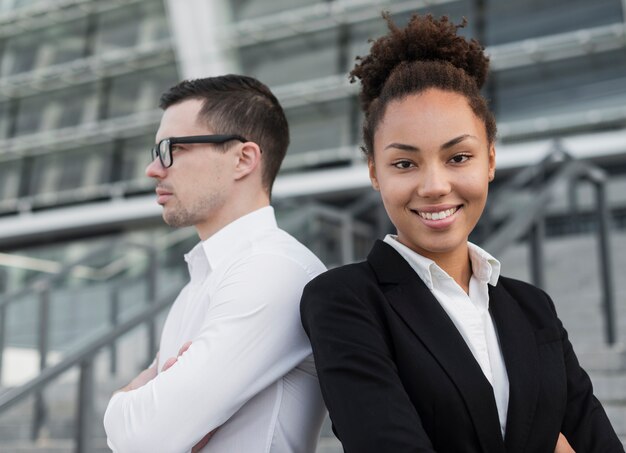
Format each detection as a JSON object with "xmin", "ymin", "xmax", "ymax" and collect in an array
[
  {"xmin": 119, "ymin": 134, "xmax": 153, "ymax": 185},
  {"xmin": 1, "ymin": 30, "xmax": 42, "ymax": 76},
  {"xmin": 14, "ymin": 84, "xmax": 98, "ymax": 136},
  {"xmin": 94, "ymin": 1, "xmax": 170, "ymax": 53},
  {"xmin": 286, "ymin": 99, "xmax": 352, "ymax": 154},
  {"xmin": 0, "ymin": 0, "xmax": 41, "ymax": 13},
  {"xmin": 0, "ymin": 158, "xmax": 21, "ymax": 201},
  {"xmin": 486, "ymin": 0, "xmax": 622, "ymax": 45},
  {"xmin": 241, "ymin": 29, "xmax": 339, "ymax": 86},
  {"xmin": 496, "ymin": 50, "xmax": 626, "ymax": 123},
  {"xmin": 231, "ymin": 0, "xmax": 320, "ymax": 20},
  {"xmin": 107, "ymin": 65, "xmax": 178, "ymax": 118},
  {"xmin": 29, "ymin": 144, "xmax": 113, "ymax": 197},
  {"xmin": 0, "ymin": 102, "xmax": 9, "ymax": 140},
  {"xmin": 39, "ymin": 19, "xmax": 87, "ymax": 67}
]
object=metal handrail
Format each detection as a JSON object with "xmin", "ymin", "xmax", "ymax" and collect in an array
[
  {"xmin": 483, "ymin": 159, "xmax": 586, "ymax": 255},
  {"xmin": 0, "ymin": 285, "xmax": 180, "ymax": 451},
  {"xmin": 0, "ymin": 225, "xmax": 196, "ymax": 430},
  {"xmin": 0, "ymin": 241, "xmax": 153, "ymax": 310},
  {"xmin": 482, "ymin": 149, "xmax": 617, "ymax": 345},
  {"xmin": 0, "ymin": 227, "xmax": 196, "ymax": 308},
  {"xmin": 0, "ymin": 286, "xmax": 177, "ymax": 411}
]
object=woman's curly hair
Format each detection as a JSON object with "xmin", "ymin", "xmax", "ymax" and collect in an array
[{"xmin": 350, "ymin": 13, "xmax": 497, "ymax": 157}]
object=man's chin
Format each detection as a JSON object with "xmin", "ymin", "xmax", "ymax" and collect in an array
[{"xmin": 163, "ymin": 212, "xmax": 191, "ymax": 229}]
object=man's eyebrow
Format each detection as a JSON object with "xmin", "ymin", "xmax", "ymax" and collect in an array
[{"xmin": 383, "ymin": 134, "xmax": 477, "ymax": 152}]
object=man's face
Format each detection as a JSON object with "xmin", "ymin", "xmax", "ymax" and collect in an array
[{"xmin": 146, "ymin": 99, "xmax": 236, "ymax": 237}]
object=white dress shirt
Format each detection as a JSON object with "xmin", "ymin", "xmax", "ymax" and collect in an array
[
  {"xmin": 383, "ymin": 235, "xmax": 510, "ymax": 437},
  {"xmin": 104, "ymin": 207, "xmax": 327, "ymax": 453}
]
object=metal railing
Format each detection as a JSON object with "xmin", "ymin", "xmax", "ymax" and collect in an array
[
  {"xmin": 481, "ymin": 143, "xmax": 617, "ymax": 345},
  {"xmin": 0, "ymin": 227, "xmax": 197, "ymax": 445},
  {"xmin": 0, "ymin": 240, "xmax": 159, "ymax": 441},
  {"xmin": 0, "ymin": 284, "xmax": 180, "ymax": 452}
]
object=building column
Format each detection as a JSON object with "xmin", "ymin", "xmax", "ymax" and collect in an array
[{"xmin": 163, "ymin": 0, "xmax": 239, "ymax": 79}]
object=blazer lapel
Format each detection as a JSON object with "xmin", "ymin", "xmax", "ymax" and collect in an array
[
  {"xmin": 368, "ymin": 241, "xmax": 506, "ymax": 453},
  {"xmin": 489, "ymin": 282, "xmax": 540, "ymax": 453}
]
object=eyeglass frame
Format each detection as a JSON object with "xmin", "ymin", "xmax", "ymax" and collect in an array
[{"xmin": 150, "ymin": 134, "xmax": 249, "ymax": 168}]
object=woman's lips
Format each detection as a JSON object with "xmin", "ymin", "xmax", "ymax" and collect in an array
[{"xmin": 412, "ymin": 205, "xmax": 462, "ymax": 229}]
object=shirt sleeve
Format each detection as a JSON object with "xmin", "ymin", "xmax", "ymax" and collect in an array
[{"xmin": 103, "ymin": 253, "xmax": 314, "ymax": 453}]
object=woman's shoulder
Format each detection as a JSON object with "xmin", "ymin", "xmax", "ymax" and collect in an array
[
  {"xmin": 301, "ymin": 260, "xmax": 384, "ymax": 313},
  {"xmin": 497, "ymin": 275, "xmax": 558, "ymax": 317},
  {"xmin": 498, "ymin": 275, "xmax": 545, "ymax": 295},
  {"xmin": 306, "ymin": 260, "xmax": 376, "ymax": 289}
]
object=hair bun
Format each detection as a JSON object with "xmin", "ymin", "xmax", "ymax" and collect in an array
[{"xmin": 350, "ymin": 13, "xmax": 489, "ymax": 112}]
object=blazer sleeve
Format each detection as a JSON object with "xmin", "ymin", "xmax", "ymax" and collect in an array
[
  {"xmin": 544, "ymin": 292, "xmax": 624, "ymax": 452},
  {"xmin": 300, "ymin": 271, "xmax": 437, "ymax": 452}
]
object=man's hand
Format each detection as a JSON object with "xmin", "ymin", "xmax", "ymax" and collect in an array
[
  {"xmin": 160, "ymin": 341, "xmax": 192, "ymax": 372},
  {"xmin": 191, "ymin": 430, "xmax": 216, "ymax": 453},
  {"xmin": 555, "ymin": 433, "xmax": 575, "ymax": 453},
  {"xmin": 115, "ymin": 341, "xmax": 192, "ymax": 395},
  {"xmin": 114, "ymin": 352, "xmax": 160, "ymax": 395}
]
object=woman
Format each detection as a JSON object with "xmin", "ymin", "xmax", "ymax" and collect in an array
[{"xmin": 300, "ymin": 13, "xmax": 623, "ymax": 453}]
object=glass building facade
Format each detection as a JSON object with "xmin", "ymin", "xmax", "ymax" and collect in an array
[{"xmin": 1, "ymin": 1, "xmax": 626, "ymax": 449}]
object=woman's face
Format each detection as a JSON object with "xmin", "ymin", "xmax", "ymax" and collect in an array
[{"xmin": 369, "ymin": 89, "xmax": 495, "ymax": 263}]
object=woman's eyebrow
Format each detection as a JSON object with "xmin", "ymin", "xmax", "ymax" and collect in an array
[
  {"xmin": 384, "ymin": 142, "xmax": 419, "ymax": 152},
  {"xmin": 384, "ymin": 134, "xmax": 478, "ymax": 152},
  {"xmin": 441, "ymin": 134, "xmax": 476, "ymax": 150}
]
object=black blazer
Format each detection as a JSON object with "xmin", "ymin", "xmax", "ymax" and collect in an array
[{"xmin": 300, "ymin": 240, "xmax": 623, "ymax": 453}]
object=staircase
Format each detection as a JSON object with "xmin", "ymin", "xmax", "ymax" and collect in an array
[{"xmin": 498, "ymin": 232, "xmax": 626, "ymax": 445}]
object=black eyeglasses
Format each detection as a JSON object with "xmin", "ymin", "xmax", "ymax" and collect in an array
[{"xmin": 150, "ymin": 134, "xmax": 248, "ymax": 168}]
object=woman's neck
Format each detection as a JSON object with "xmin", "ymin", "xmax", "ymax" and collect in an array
[{"xmin": 425, "ymin": 246, "xmax": 473, "ymax": 294}]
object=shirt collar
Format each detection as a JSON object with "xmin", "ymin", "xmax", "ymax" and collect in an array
[
  {"xmin": 201, "ymin": 206, "xmax": 277, "ymax": 270},
  {"xmin": 382, "ymin": 235, "xmax": 438, "ymax": 290},
  {"xmin": 467, "ymin": 242, "xmax": 500, "ymax": 286},
  {"xmin": 382, "ymin": 235, "xmax": 501, "ymax": 289}
]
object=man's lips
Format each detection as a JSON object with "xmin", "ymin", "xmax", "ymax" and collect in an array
[{"xmin": 155, "ymin": 188, "xmax": 173, "ymax": 204}]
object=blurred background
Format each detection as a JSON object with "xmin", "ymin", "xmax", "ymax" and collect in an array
[{"xmin": 0, "ymin": 0, "xmax": 625, "ymax": 451}]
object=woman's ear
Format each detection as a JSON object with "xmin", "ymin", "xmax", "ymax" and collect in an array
[
  {"xmin": 234, "ymin": 142, "xmax": 262, "ymax": 180},
  {"xmin": 368, "ymin": 158, "xmax": 380, "ymax": 191},
  {"xmin": 488, "ymin": 144, "xmax": 496, "ymax": 182}
]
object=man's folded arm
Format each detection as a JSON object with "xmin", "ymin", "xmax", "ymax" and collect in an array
[{"xmin": 104, "ymin": 253, "xmax": 314, "ymax": 452}]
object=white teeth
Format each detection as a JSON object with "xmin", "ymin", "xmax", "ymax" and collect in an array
[{"xmin": 418, "ymin": 207, "xmax": 458, "ymax": 220}]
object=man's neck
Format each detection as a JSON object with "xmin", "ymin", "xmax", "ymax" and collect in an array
[{"xmin": 195, "ymin": 196, "xmax": 270, "ymax": 241}]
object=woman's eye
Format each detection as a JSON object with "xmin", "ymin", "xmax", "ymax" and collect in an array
[
  {"xmin": 393, "ymin": 161, "xmax": 414, "ymax": 169},
  {"xmin": 449, "ymin": 154, "xmax": 470, "ymax": 164}
]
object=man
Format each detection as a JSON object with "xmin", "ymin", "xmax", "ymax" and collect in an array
[{"xmin": 104, "ymin": 75, "xmax": 327, "ymax": 452}]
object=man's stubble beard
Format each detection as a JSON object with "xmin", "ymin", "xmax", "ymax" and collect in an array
[{"xmin": 162, "ymin": 194, "xmax": 224, "ymax": 229}]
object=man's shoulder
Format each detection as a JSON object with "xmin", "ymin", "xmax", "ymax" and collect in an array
[{"xmin": 234, "ymin": 227, "xmax": 326, "ymax": 278}]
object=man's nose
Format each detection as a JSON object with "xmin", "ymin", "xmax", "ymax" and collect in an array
[{"xmin": 145, "ymin": 156, "xmax": 167, "ymax": 179}]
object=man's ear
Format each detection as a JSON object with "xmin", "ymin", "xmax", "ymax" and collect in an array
[
  {"xmin": 368, "ymin": 158, "xmax": 380, "ymax": 191},
  {"xmin": 234, "ymin": 142, "xmax": 262, "ymax": 180}
]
